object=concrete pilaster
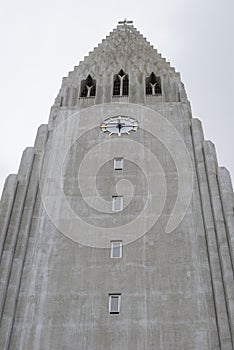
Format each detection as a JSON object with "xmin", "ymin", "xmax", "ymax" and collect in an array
[
  {"xmin": 0, "ymin": 175, "xmax": 18, "ymax": 260},
  {"xmin": 217, "ymin": 167, "xmax": 234, "ymax": 273},
  {"xmin": 0, "ymin": 147, "xmax": 35, "ymax": 349},
  {"xmin": 0, "ymin": 125, "xmax": 48, "ymax": 349},
  {"xmin": 203, "ymin": 141, "xmax": 234, "ymax": 345},
  {"xmin": 191, "ymin": 119, "xmax": 232, "ymax": 349}
]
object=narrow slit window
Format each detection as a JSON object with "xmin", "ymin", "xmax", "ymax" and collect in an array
[
  {"xmin": 112, "ymin": 196, "xmax": 123, "ymax": 211},
  {"xmin": 114, "ymin": 157, "xmax": 124, "ymax": 170},
  {"xmin": 109, "ymin": 294, "xmax": 121, "ymax": 314},
  {"xmin": 111, "ymin": 241, "xmax": 123, "ymax": 258},
  {"xmin": 60, "ymin": 96, "xmax": 64, "ymax": 107}
]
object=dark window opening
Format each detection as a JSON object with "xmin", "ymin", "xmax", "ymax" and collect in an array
[
  {"xmin": 60, "ymin": 96, "xmax": 64, "ymax": 107},
  {"xmin": 80, "ymin": 75, "xmax": 96, "ymax": 97},
  {"xmin": 113, "ymin": 78, "xmax": 120, "ymax": 96},
  {"xmin": 146, "ymin": 73, "xmax": 161, "ymax": 95},
  {"xmin": 113, "ymin": 70, "xmax": 129, "ymax": 96}
]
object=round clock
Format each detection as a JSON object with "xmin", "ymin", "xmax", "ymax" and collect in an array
[{"xmin": 100, "ymin": 116, "xmax": 139, "ymax": 136}]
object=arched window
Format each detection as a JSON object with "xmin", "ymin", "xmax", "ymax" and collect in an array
[
  {"xmin": 113, "ymin": 70, "xmax": 129, "ymax": 96},
  {"xmin": 146, "ymin": 73, "xmax": 161, "ymax": 95},
  {"xmin": 80, "ymin": 75, "xmax": 96, "ymax": 97}
]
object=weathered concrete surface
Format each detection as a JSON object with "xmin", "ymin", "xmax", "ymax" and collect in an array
[{"xmin": 0, "ymin": 23, "xmax": 233, "ymax": 350}]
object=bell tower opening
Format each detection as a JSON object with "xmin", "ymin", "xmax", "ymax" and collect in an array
[
  {"xmin": 80, "ymin": 74, "xmax": 96, "ymax": 98},
  {"xmin": 146, "ymin": 72, "xmax": 161, "ymax": 95},
  {"xmin": 113, "ymin": 69, "xmax": 129, "ymax": 96}
]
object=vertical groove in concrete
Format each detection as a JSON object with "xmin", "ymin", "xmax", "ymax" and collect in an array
[
  {"xmin": 203, "ymin": 142, "xmax": 234, "ymax": 346},
  {"xmin": 191, "ymin": 119, "xmax": 232, "ymax": 349},
  {"xmin": 217, "ymin": 167, "xmax": 234, "ymax": 274},
  {"xmin": 0, "ymin": 125, "xmax": 48, "ymax": 350},
  {"xmin": 0, "ymin": 175, "xmax": 18, "ymax": 261}
]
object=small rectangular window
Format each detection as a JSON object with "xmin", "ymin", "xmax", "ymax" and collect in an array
[
  {"xmin": 112, "ymin": 196, "xmax": 123, "ymax": 211},
  {"xmin": 111, "ymin": 241, "xmax": 123, "ymax": 258},
  {"xmin": 109, "ymin": 294, "xmax": 121, "ymax": 314},
  {"xmin": 114, "ymin": 157, "xmax": 124, "ymax": 170}
]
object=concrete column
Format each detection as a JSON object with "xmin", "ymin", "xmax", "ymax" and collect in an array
[
  {"xmin": 0, "ymin": 125, "xmax": 48, "ymax": 350},
  {"xmin": 0, "ymin": 175, "xmax": 18, "ymax": 259},
  {"xmin": 70, "ymin": 87, "xmax": 78, "ymax": 107},
  {"xmin": 64, "ymin": 87, "xmax": 71, "ymax": 107},
  {"xmin": 0, "ymin": 147, "xmax": 35, "ymax": 349},
  {"xmin": 191, "ymin": 119, "xmax": 232, "ymax": 349},
  {"xmin": 203, "ymin": 141, "xmax": 234, "ymax": 345},
  {"xmin": 217, "ymin": 167, "xmax": 234, "ymax": 272}
]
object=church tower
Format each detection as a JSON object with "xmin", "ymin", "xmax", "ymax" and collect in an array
[{"xmin": 0, "ymin": 22, "xmax": 234, "ymax": 350}]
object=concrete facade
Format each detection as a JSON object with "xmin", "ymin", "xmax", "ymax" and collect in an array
[{"xmin": 0, "ymin": 23, "xmax": 233, "ymax": 349}]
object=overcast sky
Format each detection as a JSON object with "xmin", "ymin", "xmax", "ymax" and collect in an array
[{"xmin": 0, "ymin": 0, "xmax": 233, "ymax": 195}]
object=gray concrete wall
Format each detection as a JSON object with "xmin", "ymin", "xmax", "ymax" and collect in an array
[{"xmin": 0, "ymin": 24, "xmax": 233, "ymax": 350}]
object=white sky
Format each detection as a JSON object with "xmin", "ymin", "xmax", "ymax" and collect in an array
[{"xmin": 0, "ymin": 0, "xmax": 233, "ymax": 195}]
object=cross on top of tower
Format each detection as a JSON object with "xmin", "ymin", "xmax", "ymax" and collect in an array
[{"xmin": 118, "ymin": 19, "xmax": 133, "ymax": 25}]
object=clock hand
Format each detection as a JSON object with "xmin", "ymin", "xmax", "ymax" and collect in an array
[
  {"xmin": 100, "ymin": 124, "xmax": 136, "ymax": 128},
  {"xmin": 100, "ymin": 124, "xmax": 117, "ymax": 128},
  {"xmin": 120, "ymin": 124, "xmax": 137, "ymax": 127},
  {"xmin": 100, "ymin": 123, "xmax": 124, "ymax": 129}
]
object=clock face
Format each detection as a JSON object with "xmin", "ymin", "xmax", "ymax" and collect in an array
[{"xmin": 100, "ymin": 116, "xmax": 139, "ymax": 136}]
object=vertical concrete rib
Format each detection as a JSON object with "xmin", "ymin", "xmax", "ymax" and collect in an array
[
  {"xmin": 191, "ymin": 119, "xmax": 232, "ymax": 349},
  {"xmin": 0, "ymin": 148, "xmax": 34, "ymax": 326},
  {"xmin": 190, "ymin": 120, "xmax": 220, "ymax": 349},
  {"xmin": 0, "ymin": 175, "xmax": 18, "ymax": 261},
  {"xmin": 0, "ymin": 125, "xmax": 48, "ymax": 350},
  {"xmin": 217, "ymin": 167, "xmax": 234, "ymax": 274},
  {"xmin": 203, "ymin": 141, "xmax": 234, "ymax": 345}
]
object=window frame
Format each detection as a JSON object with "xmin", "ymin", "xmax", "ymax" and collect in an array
[
  {"xmin": 112, "ymin": 196, "xmax": 123, "ymax": 211},
  {"xmin": 110, "ymin": 241, "xmax": 123, "ymax": 258},
  {"xmin": 109, "ymin": 294, "xmax": 121, "ymax": 314},
  {"xmin": 114, "ymin": 157, "xmax": 124, "ymax": 170}
]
